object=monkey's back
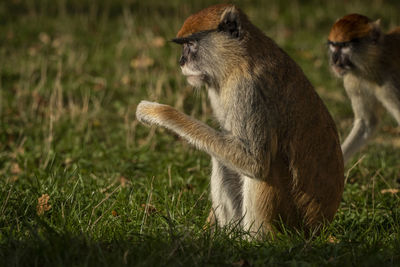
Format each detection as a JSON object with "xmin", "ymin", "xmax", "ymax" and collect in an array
[
  {"xmin": 383, "ymin": 28, "xmax": 400, "ymax": 87},
  {"xmin": 251, "ymin": 35, "xmax": 344, "ymax": 229}
]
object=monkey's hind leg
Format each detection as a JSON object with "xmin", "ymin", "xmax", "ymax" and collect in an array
[
  {"xmin": 375, "ymin": 84, "xmax": 400, "ymax": 125},
  {"xmin": 209, "ymin": 158, "xmax": 243, "ymax": 227},
  {"xmin": 341, "ymin": 118, "xmax": 379, "ymax": 163}
]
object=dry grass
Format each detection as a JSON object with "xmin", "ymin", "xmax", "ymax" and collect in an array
[{"xmin": 1, "ymin": 0, "xmax": 400, "ymax": 266}]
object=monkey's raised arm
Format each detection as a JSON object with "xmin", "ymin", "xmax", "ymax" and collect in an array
[{"xmin": 136, "ymin": 100, "xmax": 273, "ymax": 179}]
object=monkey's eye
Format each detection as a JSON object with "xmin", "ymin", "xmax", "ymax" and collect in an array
[
  {"xmin": 327, "ymin": 40, "xmax": 352, "ymax": 49},
  {"xmin": 187, "ymin": 41, "xmax": 197, "ymax": 52},
  {"xmin": 186, "ymin": 41, "xmax": 198, "ymax": 53}
]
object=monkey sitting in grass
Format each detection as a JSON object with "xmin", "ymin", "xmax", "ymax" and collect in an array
[{"xmin": 136, "ymin": 4, "xmax": 344, "ymax": 238}]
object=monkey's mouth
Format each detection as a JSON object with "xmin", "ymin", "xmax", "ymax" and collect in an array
[
  {"xmin": 186, "ymin": 75, "xmax": 205, "ymax": 87},
  {"xmin": 332, "ymin": 65, "xmax": 346, "ymax": 75},
  {"xmin": 181, "ymin": 66, "xmax": 205, "ymax": 84},
  {"xmin": 181, "ymin": 66, "xmax": 203, "ymax": 77},
  {"xmin": 181, "ymin": 66, "xmax": 205, "ymax": 86},
  {"xmin": 331, "ymin": 56, "xmax": 354, "ymax": 76},
  {"xmin": 331, "ymin": 63, "xmax": 352, "ymax": 76}
]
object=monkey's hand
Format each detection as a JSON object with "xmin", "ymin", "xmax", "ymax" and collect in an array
[{"xmin": 136, "ymin": 100, "xmax": 172, "ymax": 127}]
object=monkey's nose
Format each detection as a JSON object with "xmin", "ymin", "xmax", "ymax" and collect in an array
[
  {"xmin": 332, "ymin": 52, "xmax": 340, "ymax": 64},
  {"xmin": 179, "ymin": 56, "xmax": 186, "ymax": 66}
]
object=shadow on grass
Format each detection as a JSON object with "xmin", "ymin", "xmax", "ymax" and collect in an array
[{"xmin": 2, "ymin": 217, "xmax": 400, "ymax": 267}]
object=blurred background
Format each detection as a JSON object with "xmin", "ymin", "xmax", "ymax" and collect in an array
[{"xmin": 1, "ymin": 0, "xmax": 400, "ymax": 265}]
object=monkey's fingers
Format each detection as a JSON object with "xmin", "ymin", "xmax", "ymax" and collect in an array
[{"xmin": 136, "ymin": 100, "xmax": 166, "ymax": 126}]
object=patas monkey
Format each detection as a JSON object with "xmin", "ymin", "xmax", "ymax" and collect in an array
[
  {"xmin": 328, "ymin": 14, "xmax": 400, "ymax": 163},
  {"xmin": 136, "ymin": 4, "xmax": 344, "ymax": 237}
]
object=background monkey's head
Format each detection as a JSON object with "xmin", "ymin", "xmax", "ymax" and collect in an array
[
  {"xmin": 172, "ymin": 4, "xmax": 250, "ymax": 88},
  {"xmin": 328, "ymin": 14, "xmax": 382, "ymax": 77}
]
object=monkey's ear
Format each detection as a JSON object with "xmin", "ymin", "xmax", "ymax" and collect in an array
[
  {"xmin": 370, "ymin": 19, "xmax": 382, "ymax": 43},
  {"xmin": 218, "ymin": 6, "xmax": 242, "ymax": 38},
  {"xmin": 372, "ymin": 19, "xmax": 381, "ymax": 28}
]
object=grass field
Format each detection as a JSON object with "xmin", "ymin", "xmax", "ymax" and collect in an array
[{"xmin": 1, "ymin": 0, "xmax": 400, "ymax": 266}]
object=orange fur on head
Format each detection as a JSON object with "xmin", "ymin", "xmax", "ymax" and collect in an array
[
  {"xmin": 328, "ymin": 14, "xmax": 373, "ymax": 42},
  {"xmin": 176, "ymin": 4, "xmax": 233, "ymax": 38}
]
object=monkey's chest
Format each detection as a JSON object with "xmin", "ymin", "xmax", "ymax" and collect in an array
[{"xmin": 208, "ymin": 88, "xmax": 234, "ymax": 131}]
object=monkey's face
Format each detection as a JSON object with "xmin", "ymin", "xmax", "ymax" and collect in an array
[
  {"xmin": 328, "ymin": 14, "xmax": 382, "ymax": 78},
  {"xmin": 171, "ymin": 31, "xmax": 217, "ymax": 88},
  {"xmin": 178, "ymin": 40, "xmax": 206, "ymax": 87},
  {"xmin": 328, "ymin": 37, "xmax": 380, "ymax": 78},
  {"xmin": 173, "ymin": 5, "xmax": 245, "ymax": 88},
  {"xmin": 328, "ymin": 41, "xmax": 355, "ymax": 77},
  {"xmin": 172, "ymin": 32, "xmax": 232, "ymax": 88}
]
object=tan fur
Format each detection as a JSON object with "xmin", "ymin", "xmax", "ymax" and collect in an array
[
  {"xmin": 328, "ymin": 14, "xmax": 400, "ymax": 163},
  {"xmin": 137, "ymin": 5, "xmax": 344, "ymax": 238}
]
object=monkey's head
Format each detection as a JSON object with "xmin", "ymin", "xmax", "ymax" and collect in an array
[
  {"xmin": 328, "ymin": 14, "xmax": 382, "ymax": 77},
  {"xmin": 172, "ymin": 4, "xmax": 248, "ymax": 88}
]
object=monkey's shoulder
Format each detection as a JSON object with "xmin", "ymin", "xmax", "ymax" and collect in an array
[
  {"xmin": 387, "ymin": 26, "xmax": 400, "ymax": 36},
  {"xmin": 381, "ymin": 31, "xmax": 400, "ymax": 73}
]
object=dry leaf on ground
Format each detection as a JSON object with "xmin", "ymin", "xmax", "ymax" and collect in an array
[
  {"xmin": 380, "ymin": 188, "xmax": 400, "ymax": 194},
  {"xmin": 121, "ymin": 75, "xmax": 130, "ymax": 85},
  {"xmin": 183, "ymin": 183, "xmax": 194, "ymax": 192},
  {"xmin": 119, "ymin": 176, "xmax": 130, "ymax": 188},
  {"xmin": 374, "ymin": 136, "xmax": 400, "ymax": 148},
  {"xmin": 327, "ymin": 235, "xmax": 339, "ymax": 244},
  {"xmin": 232, "ymin": 259, "xmax": 251, "ymax": 267},
  {"xmin": 151, "ymin": 36, "xmax": 165, "ymax": 48},
  {"xmin": 11, "ymin": 162, "xmax": 21, "ymax": 174},
  {"xmin": 37, "ymin": 194, "xmax": 51, "ymax": 215},
  {"xmin": 7, "ymin": 176, "xmax": 18, "ymax": 183},
  {"xmin": 130, "ymin": 56, "xmax": 154, "ymax": 69},
  {"xmin": 39, "ymin": 32, "xmax": 51, "ymax": 44},
  {"xmin": 141, "ymin": 203, "xmax": 157, "ymax": 214}
]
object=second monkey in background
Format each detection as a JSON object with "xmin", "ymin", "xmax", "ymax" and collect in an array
[{"xmin": 328, "ymin": 14, "xmax": 400, "ymax": 164}]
